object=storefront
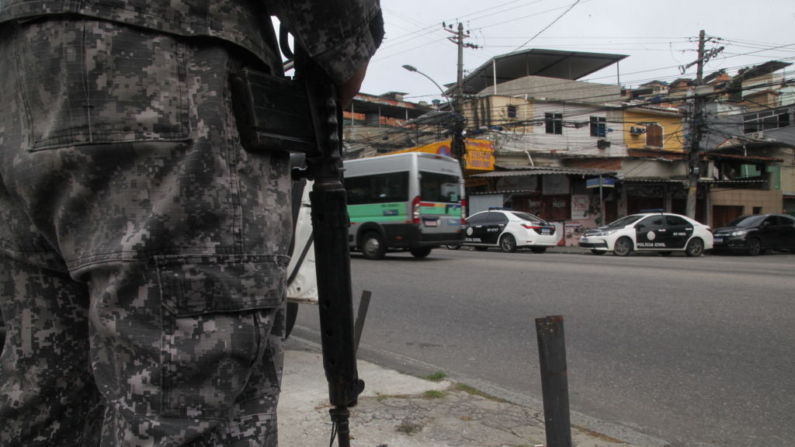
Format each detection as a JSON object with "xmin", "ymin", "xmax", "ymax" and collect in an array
[{"xmin": 468, "ymin": 167, "xmax": 617, "ymax": 246}]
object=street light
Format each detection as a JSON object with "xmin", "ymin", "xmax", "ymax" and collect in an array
[
  {"xmin": 402, "ymin": 65, "xmax": 450, "ymax": 105},
  {"xmin": 402, "ymin": 64, "xmax": 466, "ymax": 167}
]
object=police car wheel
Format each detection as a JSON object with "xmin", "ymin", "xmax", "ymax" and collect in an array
[
  {"xmin": 613, "ymin": 237, "xmax": 633, "ymax": 256},
  {"xmin": 446, "ymin": 244, "xmax": 461, "ymax": 250},
  {"xmin": 500, "ymin": 234, "xmax": 517, "ymax": 253},
  {"xmin": 686, "ymin": 238, "xmax": 705, "ymax": 257}
]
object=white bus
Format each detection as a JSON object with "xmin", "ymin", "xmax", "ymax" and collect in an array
[{"xmin": 344, "ymin": 152, "xmax": 465, "ymax": 260}]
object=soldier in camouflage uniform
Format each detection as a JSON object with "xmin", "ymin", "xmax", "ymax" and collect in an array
[{"xmin": 0, "ymin": 1, "xmax": 383, "ymax": 446}]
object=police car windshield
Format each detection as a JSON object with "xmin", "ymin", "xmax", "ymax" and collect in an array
[
  {"xmin": 510, "ymin": 212, "xmax": 547, "ymax": 224},
  {"xmin": 726, "ymin": 215, "xmax": 765, "ymax": 228},
  {"xmin": 605, "ymin": 215, "xmax": 644, "ymax": 228}
]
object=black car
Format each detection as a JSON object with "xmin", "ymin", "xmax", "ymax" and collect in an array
[{"xmin": 712, "ymin": 213, "xmax": 795, "ymax": 255}]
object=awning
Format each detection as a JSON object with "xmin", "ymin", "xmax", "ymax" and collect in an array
[
  {"xmin": 702, "ymin": 179, "xmax": 768, "ymax": 184},
  {"xmin": 470, "ymin": 190, "xmax": 540, "ymax": 195},
  {"xmin": 470, "ymin": 167, "xmax": 616, "ymax": 178},
  {"xmin": 703, "ymin": 153, "xmax": 784, "ymax": 163},
  {"xmin": 621, "ymin": 178, "xmax": 685, "ymax": 184}
]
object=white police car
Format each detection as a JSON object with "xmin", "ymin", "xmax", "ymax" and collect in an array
[
  {"xmin": 579, "ymin": 212, "xmax": 713, "ymax": 257},
  {"xmin": 458, "ymin": 209, "xmax": 557, "ymax": 253}
]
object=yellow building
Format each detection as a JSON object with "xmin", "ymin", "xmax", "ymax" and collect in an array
[{"xmin": 623, "ymin": 107, "xmax": 685, "ymax": 153}]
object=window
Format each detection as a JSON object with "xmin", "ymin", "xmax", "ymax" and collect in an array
[
  {"xmin": 545, "ymin": 113, "xmax": 563, "ymax": 134},
  {"xmin": 344, "ymin": 171, "xmax": 408, "ymax": 205},
  {"xmin": 665, "ymin": 215, "xmax": 689, "ymax": 227},
  {"xmin": 419, "ymin": 171, "xmax": 460, "ymax": 203},
  {"xmin": 467, "ymin": 213, "xmax": 489, "ymax": 225},
  {"xmin": 638, "ymin": 216, "xmax": 665, "ymax": 230},
  {"xmin": 743, "ymin": 108, "xmax": 791, "ymax": 134},
  {"xmin": 590, "ymin": 116, "xmax": 606, "ymax": 137},
  {"xmin": 646, "ymin": 124, "xmax": 663, "ymax": 148},
  {"xmin": 763, "ymin": 216, "xmax": 779, "ymax": 227},
  {"xmin": 485, "ymin": 213, "xmax": 509, "ymax": 225},
  {"xmin": 507, "ymin": 105, "xmax": 518, "ymax": 119},
  {"xmin": 512, "ymin": 212, "xmax": 547, "ymax": 224}
]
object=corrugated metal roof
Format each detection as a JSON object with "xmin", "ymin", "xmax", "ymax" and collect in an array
[
  {"xmin": 622, "ymin": 178, "xmax": 685, "ymax": 183},
  {"xmin": 454, "ymin": 48, "xmax": 628, "ymax": 95},
  {"xmin": 623, "ymin": 178, "xmax": 769, "ymax": 184},
  {"xmin": 470, "ymin": 190, "xmax": 539, "ymax": 195},
  {"xmin": 704, "ymin": 153, "xmax": 784, "ymax": 163},
  {"xmin": 471, "ymin": 167, "xmax": 616, "ymax": 178},
  {"xmin": 702, "ymin": 179, "xmax": 768, "ymax": 184}
]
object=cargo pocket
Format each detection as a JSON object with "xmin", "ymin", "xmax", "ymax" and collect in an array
[
  {"xmin": 155, "ymin": 254, "xmax": 287, "ymax": 418},
  {"xmin": 15, "ymin": 19, "xmax": 189, "ymax": 151}
]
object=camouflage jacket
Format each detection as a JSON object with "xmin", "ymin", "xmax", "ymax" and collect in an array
[{"xmin": 0, "ymin": 0, "xmax": 383, "ymax": 84}]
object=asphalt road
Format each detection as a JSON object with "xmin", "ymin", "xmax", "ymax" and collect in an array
[{"xmin": 291, "ymin": 248, "xmax": 795, "ymax": 447}]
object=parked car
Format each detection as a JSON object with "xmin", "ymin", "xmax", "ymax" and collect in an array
[
  {"xmin": 711, "ymin": 213, "xmax": 795, "ymax": 255},
  {"xmin": 579, "ymin": 212, "xmax": 713, "ymax": 257},
  {"xmin": 449, "ymin": 209, "xmax": 557, "ymax": 253}
]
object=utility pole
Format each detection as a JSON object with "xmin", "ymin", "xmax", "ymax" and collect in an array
[
  {"xmin": 685, "ymin": 30, "xmax": 706, "ymax": 220},
  {"xmin": 443, "ymin": 22, "xmax": 480, "ymax": 168},
  {"xmin": 683, "ymin": 30, "xmax": 724, "ymax": 220}
]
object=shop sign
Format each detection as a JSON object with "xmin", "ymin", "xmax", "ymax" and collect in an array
[{"xmin": 586, "ymin": 177, "xmax": 615, "ymax": 189}]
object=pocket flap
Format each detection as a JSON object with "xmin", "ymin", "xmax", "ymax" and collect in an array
[{"xmin": 156, "ymin": 255, "xmax": 287, "ymax": 317}]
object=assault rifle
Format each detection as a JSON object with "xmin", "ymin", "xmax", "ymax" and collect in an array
[{"xmin": 229, "ymin": 40, "xmax": 364, "ymax": 447}]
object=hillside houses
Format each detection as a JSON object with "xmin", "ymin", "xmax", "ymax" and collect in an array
[{"xmin": 342, "ymin": 49, "xmax": 794, "ymax": 238}]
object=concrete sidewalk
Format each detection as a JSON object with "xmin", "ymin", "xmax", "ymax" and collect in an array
[{"xmin": 279, "ymin": 341, "xmax": 659, "ymax": 447}]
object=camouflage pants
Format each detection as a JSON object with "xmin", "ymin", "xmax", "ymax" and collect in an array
[{"xmin": 0, "ymin": 18, "xmax": 291, "ymax": 446}]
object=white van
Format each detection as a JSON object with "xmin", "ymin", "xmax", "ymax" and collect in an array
[{"xmin": 344, "ymin": 152, "xmax": 465, "ymax": 259}]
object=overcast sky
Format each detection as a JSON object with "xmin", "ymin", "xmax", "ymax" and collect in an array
[{"xmin": 361, "ymin": 0, "xmax": 795, "ymax": 103}]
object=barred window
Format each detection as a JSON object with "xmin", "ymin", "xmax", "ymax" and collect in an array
[
  {"xmin": 545, "ymin": 113, "xmax": 563, "ymax": 134},
  {"xmin": 507, "ymin": 105, "xmax": 518, "ymax": 119},
  {"xmin": 743, "ymin": 108, "xmax": 791, "ymax": 134},
  {"xmin": 646, "ymin": 124, "xmax": 664, "ymax": 148},
  {"xmin": 590, "ymin": 116, "xmax": 606, "ymax": 137}
]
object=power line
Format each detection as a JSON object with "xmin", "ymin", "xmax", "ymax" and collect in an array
[{"xmin": 512, "ymin": 0, "xmax": 583, "ymax": 52}]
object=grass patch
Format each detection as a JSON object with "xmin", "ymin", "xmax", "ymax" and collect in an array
[
  {"xmin": 424, "ymin": 372, "xmax": 448, "ymax": 382},
  {"xmin": 454, "ymin": 383, "xmax": 510, "ymax": 403},
  {"xmin": 396, "ymin": 422, "xmax": 423, "ymax": 435},
  {"xmin": 424, "ymin": 390, "xmax": 446, "ymax": 399}
]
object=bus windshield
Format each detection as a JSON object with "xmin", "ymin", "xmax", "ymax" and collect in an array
[{"xmin": 420, "ymin": 171, "xmax": 460, "ymax": 203}]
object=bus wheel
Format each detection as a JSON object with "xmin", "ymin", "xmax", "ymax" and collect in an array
[
  {"xmin": 361, "ymin": 232, "xmax": 386, "ymax": 260},
  {"xmin": 285, "ymin": 302, "xmax": 298, "ymax": 339},
  {"xmin": 410, "ymin": 247, "xmax": 432, "ymax": 258}
]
